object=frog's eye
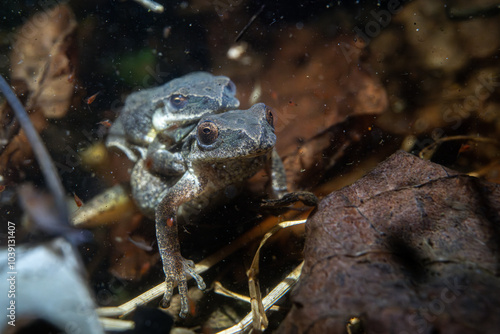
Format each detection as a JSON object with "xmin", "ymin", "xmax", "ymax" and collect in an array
[
  {"xmin": 197, "ymin": 121, "xmax": 219, "ymax": 146},
  {"xmin": 224, "ymin": 81, "xmax": 236, "ymax": 94},
  {"xmin": 265, "ymin": 106, "xmax": 274, "ymax": 128},
  {"xmin": 169, "ymin": 94, "xmax": 188, "ymax": 109}
]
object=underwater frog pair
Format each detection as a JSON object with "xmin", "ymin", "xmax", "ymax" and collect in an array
[
  {"xmin": 106, "ymin": 72, "xmax": 240, "ymax": 175},
  {"xmin": 107, "ymin": 72, "xmax": 287, "ymax": 317}
]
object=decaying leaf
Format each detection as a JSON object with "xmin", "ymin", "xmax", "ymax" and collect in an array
[
  {"xmin": 0, "ymin": 5, "xmax": 78, "ymax": 181},
  {"xmin": 282, "ymin": 114, "xmax": 377, "ymax": 190},
  {"xmin": 0, "ymin": 106, "xmax": 47, "ymax": 181},
  {"xmin": 245, "ymin": 32, "xmax": 388, "ymax": 190},
  {"xmin": 257, "ymin": 32, "xmax": 388, "ymax": 157},
  {"xmin": 10, "ymin": 4, "xmax": 78, "ymax": 118},
  {"xmin": 278, "ymin": 151, "xmax": 500, "ymax": 333},
  {"xmin": 109, "ymin": 214, "xmax": 159, "ymax": 281}
]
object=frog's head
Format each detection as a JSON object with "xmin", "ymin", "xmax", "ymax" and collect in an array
[
  {"xmin": 152, "ymin": 72, "xmax": 240, "ymax": 132},
  {"xmin": 187, "ymin": 103, "xmax": 276, "ymax": 162}
]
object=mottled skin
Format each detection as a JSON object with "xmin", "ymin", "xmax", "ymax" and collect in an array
[
  {"xmin": 130, "ymin": 103, "xmax": 288, "ymax": 317},
  {"xmin": 106, "ymin": 72, "xmax": 240, "ymax": 171}
]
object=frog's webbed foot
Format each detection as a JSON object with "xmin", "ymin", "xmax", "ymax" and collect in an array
[{"xmin": 159, "ymin": 251, "xmax": 206, "ymax": 317}]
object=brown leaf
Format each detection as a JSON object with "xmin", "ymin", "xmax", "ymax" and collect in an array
[
  {"xmin": 242, "ymin": 32, "xmax": 388, "ymax": 191},
  {"xmin": 10, "ymin": 4, "xmax": 78, "ymax": 118},
  {"xmin": 0, "ymin": 106, "xmax": 47, "ymax": 182},
  {"xmin": 279, "ymin": 151, "xmax": 500, "ymax": 333},
  {"xmin": 282, "ymin": 114, "xmax": 376, "ymax": 190},
  {"xmin": 109, "ymin": 214, "xmax": 159, "ymax": 281},
  {"xmin": 1, "ymin": 5, "xmax": 78, "ymax": 181},
  {"xmin": 257, "ymin": 32, "xmax": 388, "ymax": 157}
]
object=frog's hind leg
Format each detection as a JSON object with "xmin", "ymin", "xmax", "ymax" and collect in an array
[{"xmin": 154, "ymin": 172, "xmax": 207, "ymax": 317}]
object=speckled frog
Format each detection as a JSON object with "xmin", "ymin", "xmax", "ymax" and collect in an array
[
  {"xmin": 130, "ymin": 103, "xmax": 287, "ymax": 317},
  {"xmin": 106, "ymin": 72, "xmax": 240, "ymax": 174}
]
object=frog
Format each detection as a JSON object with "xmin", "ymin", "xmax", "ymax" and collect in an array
[
  {"xmin": 129, "ymin": 103, "xmax": 288, "ymax": 317},
  {"xmin": 106, "ymin": 72, "xmax": 240, "ymax": 175}
]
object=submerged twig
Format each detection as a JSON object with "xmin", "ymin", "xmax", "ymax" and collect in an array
[
  {"xmin": 0, "ymin": 75, "xmax": 69, "ymax": 226},
  {"xmin": 419, "ymin": 135, "xmax": 500, "ymax": 161},
  {"xmin": 217, "ymin": 262, "xmax": 304, "ymax": 334},
  {"xmin": 246, "ymin": 219, "xmax": 306, "ymax": 332},
  {"xmin": 235, "ymin": 5, "xmax": 265, "ymax": 42},
  {"xmin": 213, "ymin": 281, "xmax": 280, "ymax": 311},
  {"xmin": 99, "ymin": 317, "xmax": 134, "ymax": 331}
]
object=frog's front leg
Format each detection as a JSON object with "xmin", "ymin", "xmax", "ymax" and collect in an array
[
  {"xmin": 145, "ymin": 126, "xmax": 195, "ymax": 176},
  {"xmin": 147, "ymin": 149, "xmax": 186, "ymax": 176},
  {"xmin": 155, "ymin": 172, "xmax": 206, "ymax": 317}
]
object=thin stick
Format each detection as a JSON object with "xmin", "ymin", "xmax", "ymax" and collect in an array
[
  {"xmin": 213, "ymin": 281, "xmax": 279, "ymax": 311},
  {"xmin": 235, "ymin": 5, "xmax": 265, "ymax": 42},
  {"xmin": 216, "ymin": 262, "xmax": 304, "ymax": 334},
  {"xmin": 0, "ymin": 75, "xmax": 69, "ymax": 225},
  {"xmin": 99, "ymin": 317, "xmax": 134, "ymax": 331},
  {"xmin": 246, "ymin": 219, "xmax": 306, "ymax": 331},
  {"xmin": 419, "ymin": 135, "xmax": 500, "ymax": 160}
]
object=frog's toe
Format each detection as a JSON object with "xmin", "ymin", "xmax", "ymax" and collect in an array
[
  {"xmin": 161, "ymin": 255, "xmax": 206, "ymax": 317},
  {"xmin": 183, "ymin": 259, "xmax": 206, "ymax": 290},
  {"xmin": 177, "ymin": 278, "xmax": 189, "ymax": 317},
  {"xmin": 178, "ymin": 259, "xmax": 206, "ymax": 317},
  {"xmin": 160, "ymin": 275, "xmax": 175, "ymax": 308},
  {"xmin": 160, "ymin": 295, "xmax": 170, "ymax": 309}
]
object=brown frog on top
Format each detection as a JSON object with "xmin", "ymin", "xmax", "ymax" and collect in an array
[{"xmin": 130, "ymin": 103, "xmax": 287, "ymax": 317}]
